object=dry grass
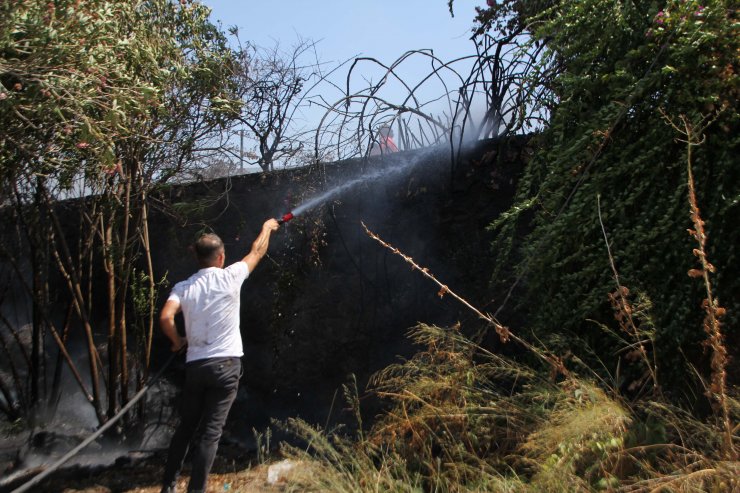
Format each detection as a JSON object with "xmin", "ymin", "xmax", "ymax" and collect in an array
[{"xmin": 274, "ymin": 325, "xmax": 737, "ymax": 492}]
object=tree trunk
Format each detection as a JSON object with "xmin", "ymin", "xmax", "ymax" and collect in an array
[
  {"xmin": 104, "ymin": 212, "xmax": 118, "ymax": 421},
  {"xmin": 47, "ymin": 201, "xmax": 106, "ymax": 426}
]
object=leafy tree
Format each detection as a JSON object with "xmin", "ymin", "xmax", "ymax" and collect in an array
[{"xmin": 0, "ymin": 0, "xmax": 240, "ymax": 427}]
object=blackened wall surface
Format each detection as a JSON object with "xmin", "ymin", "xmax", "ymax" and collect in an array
[{"xmin": 146, "ymin": 136, "xmax": 530, "ymax": 438}]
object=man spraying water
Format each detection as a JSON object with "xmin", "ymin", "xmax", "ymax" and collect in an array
[{"xmin": 159, "ymin": 218, "xmax": 280, "ymax": 493}]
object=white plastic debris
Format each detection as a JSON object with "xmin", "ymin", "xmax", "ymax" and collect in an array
[{"xmin": 266, "ymin": 459, "xmax": 301, "ymax": 485}]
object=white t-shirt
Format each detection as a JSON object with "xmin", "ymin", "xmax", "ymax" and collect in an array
[{"xmin": 167, "ymin": 262, "xmax": 249, "ymax": 363}]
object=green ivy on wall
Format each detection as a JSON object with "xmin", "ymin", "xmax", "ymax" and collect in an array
[{"xmin": 485, "ymin": 0, "xmax": 738, "ymax": 392}]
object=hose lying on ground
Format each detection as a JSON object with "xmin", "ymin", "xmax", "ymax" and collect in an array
[{"xmin": 9, "ymin": 351, "xmax": 179, "ymax": 493}]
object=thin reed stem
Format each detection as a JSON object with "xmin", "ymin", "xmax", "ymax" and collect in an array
[{"xmin": 597, "ymin": 194, "xmax": 660, "ymax": 394}]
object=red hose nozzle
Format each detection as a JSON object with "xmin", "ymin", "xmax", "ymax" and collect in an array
[{"xmin": 278, "ymin": 212, "xmax": 294, "ymax": 224}]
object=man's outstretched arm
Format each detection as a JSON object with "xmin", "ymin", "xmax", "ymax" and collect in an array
[{"xmin": 242, "ymin": 218, "xmax": 280, "ymax": 273}]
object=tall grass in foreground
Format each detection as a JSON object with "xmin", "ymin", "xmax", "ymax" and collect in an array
[{"xmin": 278, "ymin": 322, "xmax": 736, "ymax": 492}]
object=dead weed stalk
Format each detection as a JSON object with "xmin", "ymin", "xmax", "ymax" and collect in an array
[
  {"xmin": 361, "ymin": 221, "xmax": 570, "ymax": 380},
  {"xmin": 660, "ymin": 109, "xmax": 735, "ymax": 461}
]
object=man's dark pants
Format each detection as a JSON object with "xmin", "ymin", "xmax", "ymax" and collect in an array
[{"xmin": 161, "ymin": 357, "xmax": 241, "ymax": 493}]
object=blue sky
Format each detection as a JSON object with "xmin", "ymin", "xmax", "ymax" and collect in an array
[{"xmin": 202, "ymin": 1, "xmax": 486, "ymax": 66}]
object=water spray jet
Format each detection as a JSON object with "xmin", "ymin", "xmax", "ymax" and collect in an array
[{"xmin": 276, "ymin": 146, "xmax": 442, "ymax": 226}]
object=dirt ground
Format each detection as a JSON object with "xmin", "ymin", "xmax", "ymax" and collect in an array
[
  {"xmin": 4, "ymin": 444, "xmax": 288, "ymax": 493},
  {"xmin": 44, "ymin": 466, "xmax": 283, "ymax": 493}
]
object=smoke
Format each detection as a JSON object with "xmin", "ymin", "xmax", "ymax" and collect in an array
[
  {"xmin": 5, "ymin": 343, "xmax": 178, "ymax": 480},
  {"xmin": 291, "ymin": 145, "xmax": 445, "ymax": 218}
]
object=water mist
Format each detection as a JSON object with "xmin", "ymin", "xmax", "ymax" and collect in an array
[{"xmin": 280, "ymin": 146, "xmax": 442, "ymax": 222}]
